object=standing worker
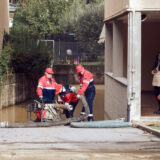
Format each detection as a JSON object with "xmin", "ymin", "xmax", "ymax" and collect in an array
[
  {"xmin": 56, "ymin": 84, "xmax": 79, "ymax": 118},
  {"xmin": 152, "ymin": 53, "xmax": 160, "ymax": 114},
  {"xmin": 76, "ymin": 64, "xmax": 96, "ymax": 121},
  {"xmin": 35, "ymin": 68, "xmax": 57, "ymax": 121}
]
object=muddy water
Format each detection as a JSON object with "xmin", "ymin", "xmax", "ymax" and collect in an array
[
  {"xmin": 0, "ymin": 101, "xmax": 36, "ymax": 123},
  {"xmin": 0, "ymin": 85, "xmax": 104, "ymax": 122}
]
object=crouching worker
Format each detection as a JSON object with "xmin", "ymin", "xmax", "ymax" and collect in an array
[
  {"xmin": 76, "ymin": 64, "xmax": 96, "ymax": 121},
  {"xmin": 35, "ymin": 68, "xmax": 57, "ymax": 122},
  {"xmin": 56, "ymin": 84, "xmax": 79, "ymax": 118}
]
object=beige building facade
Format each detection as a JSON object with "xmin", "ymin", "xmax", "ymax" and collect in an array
[
  {"xmin": 0, "ymin": 0, "xmax": 9, "ymax": 52},
  {"xmin": 104, "ymin": 0, "xmax": 160, "ymax": 121}
]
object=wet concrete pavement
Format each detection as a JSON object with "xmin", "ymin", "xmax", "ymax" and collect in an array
[{"xmin": 0, "ymin": 126, "xmax": 160, "ymax": 159}]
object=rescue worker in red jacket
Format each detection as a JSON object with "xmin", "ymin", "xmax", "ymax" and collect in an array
[
  {"xmin": 56, "ymin": 84, "xmax": 79, "ymax": 118},
  {"xmin": 35, "ymin": 68, "xmax": 57, "ymax": 121},
  {"xmin": 76, "ymin": 64, "xmax": 96, "ymax": 121}
]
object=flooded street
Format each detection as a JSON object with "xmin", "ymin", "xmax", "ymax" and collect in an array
[
  {"xmin": 0, "ymin": 103, "xmax": 36, "ymax": 123},
  {"xmin": 0, "ymin": 85, "xmax": 104, "ymax": 122}
]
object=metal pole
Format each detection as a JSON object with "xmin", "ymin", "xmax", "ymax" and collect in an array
[
  {"xmin": 59, "ymin": 38, "xmax": 60, "ymax": 56},
  {"xmin": 51, "ymin": 40, "xmax": 54, "ymax": 68}
]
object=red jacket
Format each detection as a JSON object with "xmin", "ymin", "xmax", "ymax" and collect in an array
[
  {"xmin": 59, "ymin": 92, "xmax": 78, "ymax": 104},
  {"xmin": 36, "ymin": 75, "xmax": 57, "ymax": 101},
  {"xmin": 57, "ymin": 84, "xmax": 79, "ymax": 104},
  {"xmin": 78, "ymin": 69, "xmax": 94, "ymax": 95}
]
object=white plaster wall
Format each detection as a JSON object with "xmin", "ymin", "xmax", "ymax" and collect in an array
[
  {"xmin": 130, "ymin": 0, "xmax": 160, "ymax": 10},
  {"xmin": 104, "ymin": 0, "xmax": 129, "ymax": 21},
  {"xmin": 104, "ymin": 74, "xmax": 127, "ymax": 120},
  {"xmin": 105, "ymin": 0, "xmax": 160, "ymax": 22}
]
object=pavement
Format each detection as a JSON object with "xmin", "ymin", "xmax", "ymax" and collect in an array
[
  {"xmin": 0, "ymin": 126, "xmax": 160, "ymax": 160},
  {"xmin": 137, "ymin": 124, "xmax": 160, "ymax": 138}
]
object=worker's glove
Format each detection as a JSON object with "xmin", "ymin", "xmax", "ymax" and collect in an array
[
  {"xmin": 70, "ymin": 86, "xmax": 76, "ymax": 92},
  {"xmin": 157, "ymin": 94, "xmax": 160, "ymax": 100},
  {"xmin": 67, "ymin": 105, "xmax": 73, "ymax": 111},
  {"xmin": 38, "ymin": 97, "xmax": 43, "ymax": 103},
  {"xmin": 76, "ymin": 94, "xmax": 81, "ymax": 99},
  {"xmin": 65, "ymin": 102, "xmax": 73, "ymax": 111}
]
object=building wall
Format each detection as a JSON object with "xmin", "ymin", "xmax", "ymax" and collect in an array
[
  {"xmin": 104, "ymin": 75, "xmax": 127, "ymax": 120},
  {"xmin": 104, "ymin": 0, "xmax": 160, "ymax": 121},
  {"xmin": 142, "ymin": 23, "xmax": 160, "ymax": 91},
  {"xmin": 0, "ymin": 74, "xmax": 34, "ymax": 109},
  {"xmin": 104, "ymin": 20, "xmax": 128, "ymax": 120},
  {"xmin": 0, "ymin": 0, "xmax": 9, "ymax": 52},
  {"xmin": 104, "ymin": 0, "xmax": 129, "ymax": 21},
  {"xmin": 104, "ymin": 0, "xmax": 160, "ymax": 21},
  {"xmin": 130, "ymin": 0, "xmax": 160, "ymax": 10}
]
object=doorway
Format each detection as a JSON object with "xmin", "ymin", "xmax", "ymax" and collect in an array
[{"xmin": 141, "ymin": 13, "xmax": 160, "ymax": 118}]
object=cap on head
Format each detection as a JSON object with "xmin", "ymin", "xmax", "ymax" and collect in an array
[
  {"xmin": 76, "ymin": 64, "xmax": 84, "ymax": 73},
  {"xmin": 55, "ymin": 84, "xmax": 62, "ymax": 95},
  {"xmin": 45, "ymin": 68, "xmax": 54, "ymax": 74}
]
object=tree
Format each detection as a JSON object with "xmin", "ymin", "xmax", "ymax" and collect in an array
[
  {"xmin": 8, "ymin": 0, "xmax": 73, "ymax": 85},
  {"xmin": 11, "ymin": 0, "xmax": 72, "ymax": 40},
  {"xmin": 59, "ymin": 0, "xmax": 104, "ymax": 55}
]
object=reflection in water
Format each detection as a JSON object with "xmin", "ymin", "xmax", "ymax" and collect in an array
[{"xmin": 0, "ymin": 105, "xmax": 36, "ymax": 123}]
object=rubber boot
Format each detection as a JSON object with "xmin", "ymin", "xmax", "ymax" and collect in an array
[
  {"xmin": 154, "ymin": 109, "xmax": 160, "ymax": 114},
  {"xmin": 88, "ymin": 116, "xmax": 94, "ymax": 122},
  {"xmin": 33, "ymin": 118, "xmax": 41, "ymax": 122}
]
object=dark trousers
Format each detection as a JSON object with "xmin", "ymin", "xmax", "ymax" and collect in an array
[
  {"xmin": 82, "ymin": 85, "xmax": 96, "ymax": 116},
  {"xmin": 64, "ymin": 101, "xmax": 79, "ymax": 118},
  {"xmin": 154, "ymin": 86, "xmax": 160, "ymax": 109}
]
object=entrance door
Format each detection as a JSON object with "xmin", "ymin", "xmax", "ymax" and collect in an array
[{"xmin": 141, "ymin": 13, "xmax": 160, "ymax": 119}]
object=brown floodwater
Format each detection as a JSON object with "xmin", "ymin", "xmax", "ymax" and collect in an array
[
  {"xmin": 0, "ymin": 85, "xmax": 104, "ymax": 122},
  {"xmin": 0, "ymin": 101, "xmax": 36, "ymax": 123}
]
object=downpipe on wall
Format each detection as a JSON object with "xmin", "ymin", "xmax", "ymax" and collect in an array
[
  {"xmin": 127, "ymin": 91, "xmax": 135, "ymax": 122},
  {"xmin": 127, "ymin": 65, "xmax": 136, "ymax": 122}
]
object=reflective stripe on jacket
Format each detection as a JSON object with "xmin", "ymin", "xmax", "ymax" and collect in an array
[
  {"xmin": 36, "ymin": 75, "xmax": 57, "ymax": 101},
  {"xmin": 78, "ymin": 69, "xmax": 94, "ymax": 95}
]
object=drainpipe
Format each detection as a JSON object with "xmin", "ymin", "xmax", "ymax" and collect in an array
[
  {"xmin": 127, "ymin": 104, "xmax": 130, "ymax": 122},
  {"xmin": 127, "ymin": 63, "xmax": 136, "ymax": 122},
  {"xmin": 127, "ymin": 91, "xmax": 135, "ymax": 122}
]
